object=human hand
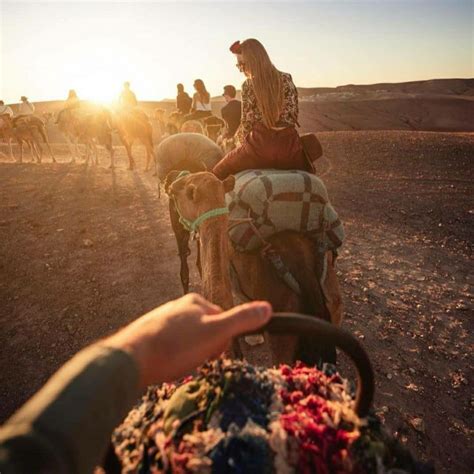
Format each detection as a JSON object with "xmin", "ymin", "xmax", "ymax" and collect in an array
[{"xmin": 105, "ymin": 293, "xmax": 272, "ymax": 389}]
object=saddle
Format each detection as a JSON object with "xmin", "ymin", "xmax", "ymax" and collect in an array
[
  {"xmin": 300, "ymin": 132, "xmax": 323, "ymax": 167},
  {"xmin": 226, "ymin": 169, "xmax": 344, "ymax": 252},
  {"xmin": 13, "ymin": 115, "xmax": 33, "ymax": 126}
]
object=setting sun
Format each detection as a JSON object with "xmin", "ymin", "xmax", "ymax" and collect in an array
[{"xmin": 74, "ymin": 70, "xmax": 121, "ymax": 104}]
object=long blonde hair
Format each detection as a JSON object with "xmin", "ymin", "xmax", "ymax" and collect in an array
[{"xmin": 240, "ymin": 39, "xmax": 282, "ymax": 128}]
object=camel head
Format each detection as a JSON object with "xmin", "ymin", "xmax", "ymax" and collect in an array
[
  {"xmin": 168, "ymin": 111, "xmax": 184, "ymax": 129},
  {"xmin": 41, "ymin": 112, "xmax": 52, "ymax": 124},
  {"xmin": 166, "ymin": 171, "xmax": 235, "ymax": 228},
  {"xmin": 154, "ymin": 108, "xmax": 167, "ymax": 122},
  {"xmin": 167, "ymin": 171, "xmax": 236, "ymax": 309}
]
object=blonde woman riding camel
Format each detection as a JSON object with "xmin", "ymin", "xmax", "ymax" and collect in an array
[{"xmin": 213, "ymin": 38, "xmax": 312, "ymax": 179}]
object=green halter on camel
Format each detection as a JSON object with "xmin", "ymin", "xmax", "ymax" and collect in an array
[{"xmin": 171, "ymin": 170, "xmax": 229, "ymax": 233}]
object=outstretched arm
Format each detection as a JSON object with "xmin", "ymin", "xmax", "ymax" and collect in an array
[{"xmin": 0, "ymin": 294, "xmax": 272, "ymax": 474}]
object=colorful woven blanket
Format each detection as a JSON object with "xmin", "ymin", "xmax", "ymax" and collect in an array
[
  {"xmin": 226, "ymin": 169, "xmax": 344, "ymax": 252},
  {"xmin": 112, "ymin": 359, "xmax": 430, "ymax": 473}
]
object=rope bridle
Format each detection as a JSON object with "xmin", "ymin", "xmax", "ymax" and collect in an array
[{"xmin": 170, "ymin": 170, "xmax": 229, "ymax": 233}]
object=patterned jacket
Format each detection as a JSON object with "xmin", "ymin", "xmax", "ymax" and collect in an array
[{"xmin": 237, "ymin": 71, "xmax": 299, "ymax": 145}]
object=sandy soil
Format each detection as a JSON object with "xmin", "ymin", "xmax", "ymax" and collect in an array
[{"xmin": 0, "ymin": 131, "xmax": 472, "ymax": 473}]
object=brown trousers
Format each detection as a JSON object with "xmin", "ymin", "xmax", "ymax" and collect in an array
[{"xmin": 213, "ymin": 123, "xmax": 312, "ymax": 179}]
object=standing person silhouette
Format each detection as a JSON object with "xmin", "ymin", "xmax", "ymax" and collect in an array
[{"xmin": 213, "ymin": 39, "xmax": 313, "ymax": 179}]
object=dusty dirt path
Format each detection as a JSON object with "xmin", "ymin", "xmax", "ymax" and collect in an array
[{"xmin": 0, "ymin": 131, "xmax": 472, "ymax": 472}]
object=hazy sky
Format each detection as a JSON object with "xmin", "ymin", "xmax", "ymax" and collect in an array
[{"xmin": 1, "ymin": 0, "xmax": 472, "ymax": 103}]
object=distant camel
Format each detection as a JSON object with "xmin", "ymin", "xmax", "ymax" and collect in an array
[
  {"xmin": 112, "ymin": 108, "xmax": 155, "ymax": 170},
  {"xmin": 152, "ymin": 108, "xmax": 168, "ymax": 140},
  {"xmin": 202, "ymin": 116, "xmax": 225, "ymax": 142},
  {"xmin": 178, "ymin": 115, "xmax": 225, "ymax": 142},
  {"xmin": 42, "ymin": 112, "xmax": 55, "ymax": 125},
  {"xmin": 0, "ymin": 115, "xmax": 56, "ymax": 163},
  {"xmin": 56, "ymin": 106, "xmax": 114, "ymax": 167},
  {"xmin": 153, "ymin": 108, "xmax": 167, "ymax": 128},
  {"xmin": 164, "ymin": 111, "xmax": 182, "ymax": 135},
  {"xmin": 0, "ymin": 117, "xmax": 14, "ymax": 160},
  {"xmin": 180, "ymin": 120, "xmax": 204, "ymax": 134},
  {"xmin": 0, "ymin": 116, "xmax": 40, "ymax": 163}
]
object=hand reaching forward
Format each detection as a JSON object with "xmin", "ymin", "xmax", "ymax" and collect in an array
[{"xmin": 105, "ymin": 293, "xmax": 272, "ymax": 389}]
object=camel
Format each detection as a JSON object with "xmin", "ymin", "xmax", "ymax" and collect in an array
[
  {"xmin": 112, "ymin": 108, "xmax": 155, "ymax": 170},
  {"xmin": 153, "ymin": 108, "xmax": 167, "ymax": 131},
  {"xmin": 55, "ymin": 106, "xmax": 114, "ymax": 167},
  {"xmin": 180, "ymin": 120, "xmax": 205, "ymax": 134},
  {"xmin": 166, "ymin": 171, "xmax": 343, "ymax": 364},
  {"xmin": 0, "ymin": 115, "xmax": 56, "ymax": 163},
  {"xmin": 0, "ymin": 118, "xmax": 14, "ymax": 160},
  {"xmin": 152, "ymin": 108, "xmax": 168, "ymax": 142},
  {"xmin": 42, "ymin": 112, "xmax": 55, "ymax": 125},
  {"xmin": 202, "ymin": 116, "xmax": 225, "ymax": 142},
  {"xmin": 178, "ymin": 116, "xmax": 225, "ymax": 142},
  {"xmin": 167, "ymin": 111, "xmax": 184, "ymax": 135}
]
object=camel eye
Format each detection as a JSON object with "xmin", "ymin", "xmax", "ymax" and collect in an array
[{"xmin": 186, "ymin": 185, "xmax": 197, "ymax": 201}]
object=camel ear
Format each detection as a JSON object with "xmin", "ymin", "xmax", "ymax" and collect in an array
[
  {"xmin": 164, "ymin": 170, "xmax": 182, "ymax": 194},
  {"xmin": 223, "ymin": 175, "xmax": 235, "ymax": 193},
  {"xmin": 186, "ymin": 184, "xmax": 197, "ymax": 201}
]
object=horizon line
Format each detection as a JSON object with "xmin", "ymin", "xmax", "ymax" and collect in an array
[{"xmin": 3, "ymin": 76, "xmax": 473, "ymax": 105}]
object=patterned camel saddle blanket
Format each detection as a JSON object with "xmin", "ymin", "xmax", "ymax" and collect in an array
[{"xmin": 226, "ymin": 169, "xmax": 344, "ymax": 252}]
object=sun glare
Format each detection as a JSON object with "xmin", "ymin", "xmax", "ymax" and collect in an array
[
  {"xmin": 69, "ymin": 59, "xmax": 169, "ymax": 104},
  {"xmin": 76, "ymin": 70, "xmax": 121, "ymax": 104}
]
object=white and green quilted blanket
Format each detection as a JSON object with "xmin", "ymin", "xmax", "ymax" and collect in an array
[{"xmin": 226, "ymin": 169, "xmax": 344, "ymax": 252}]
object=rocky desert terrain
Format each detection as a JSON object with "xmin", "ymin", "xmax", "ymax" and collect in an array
[{"xmin": 0, "ymin": 129, "xmax": 472, "ymax": 472}]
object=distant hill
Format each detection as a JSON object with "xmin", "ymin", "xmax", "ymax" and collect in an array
[{"xmin": 297, "ymin": 78, "xmax": 474, "ymax": 98}]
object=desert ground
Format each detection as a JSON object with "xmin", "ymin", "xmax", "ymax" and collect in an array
[{"xmin": 0, "ymin": 130, "xmax": 472, "ymax": 473}]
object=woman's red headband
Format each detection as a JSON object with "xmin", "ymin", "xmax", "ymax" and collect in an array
[{"xmin": 230, "ymin": 41, "xmax": 242, "ymax": 54}]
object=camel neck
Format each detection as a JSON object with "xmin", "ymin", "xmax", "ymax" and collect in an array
[{"xmin": 199, "ymin": 216, "xmax": 233, "ymax": 310}]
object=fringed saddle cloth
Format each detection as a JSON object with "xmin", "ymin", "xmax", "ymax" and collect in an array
[{"xmin": 226, "ymin": 169, "xmax": 344, "ymax": 253}]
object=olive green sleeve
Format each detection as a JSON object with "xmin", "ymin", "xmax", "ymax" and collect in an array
[{"xmin": 0, "ymin": 345, "xmax": 140, "ymax": 474}]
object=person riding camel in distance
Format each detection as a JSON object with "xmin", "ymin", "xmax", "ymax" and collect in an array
[
  {"xmin": 212, "ymin": 39, "xmax": 312, "ymax": 180},
  {"xmin": 176, "ymin": 83, "xmax": 192, "ymax": 115},
  {"xmin": 119, "ymin": 81, "xmax": 138, "ymax": 109},
  {"xmin": 64, "ymin": 89, "xmax": 80, "ymax": 110},
  {"xmin": 57, "ymin": 89, "xmax": 81, "ymax": 123},
  {"xmin": 220, "ymin": 84, "xmax": 241, "ymax": 139},
  {"xmin": 16, "ymin": 96, "xmax": 35, "ymax": 118},
  {"xmin": 183, "ymin": 79, "xmax": 213, "ymax": 122},
  {"xmin": 0, "ymin": 100, "xmax": 14, "ymax": 119}
]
